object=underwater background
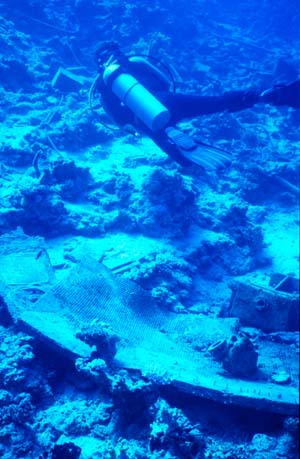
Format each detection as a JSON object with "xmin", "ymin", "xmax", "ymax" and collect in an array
[{"xmin": 0, "ymin": 0, "xmax": 299, "ymax": 458}]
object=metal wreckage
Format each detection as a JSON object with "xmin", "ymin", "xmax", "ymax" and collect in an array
[{"xmin": 0, "ymin": 230, "xmax": 298, "ymax": 416}]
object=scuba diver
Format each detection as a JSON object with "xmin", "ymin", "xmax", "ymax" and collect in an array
[{"xmin": 91, "ymin": 41, "xmax": 300, "ymax": 171}]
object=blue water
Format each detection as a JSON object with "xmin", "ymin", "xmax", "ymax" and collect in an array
[{"xmin": 0, "ymin": 1, "xmax": 299, "ymax": 458}]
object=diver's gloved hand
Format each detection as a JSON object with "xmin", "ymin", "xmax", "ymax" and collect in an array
[{"xmin": 260, "ymin": 80, "xmax": 300, "ymax": 108}]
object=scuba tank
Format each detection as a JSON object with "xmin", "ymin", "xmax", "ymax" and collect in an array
[{"xmin": 103, "ymin": 63, "xmax": 170, "ymax": 131}]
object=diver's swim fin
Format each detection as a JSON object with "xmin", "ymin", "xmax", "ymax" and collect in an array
[{"xmin": 165, "ymin": 127, "xmax": 231, "ymax": 171}]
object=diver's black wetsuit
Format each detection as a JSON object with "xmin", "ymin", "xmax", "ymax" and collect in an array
[{"xmin": 97, "ymin": 57, "xmax": 300, "ymax": 166}]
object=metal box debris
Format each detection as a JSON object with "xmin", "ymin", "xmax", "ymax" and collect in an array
[{"xmin": 229, "ymin": 278, "xmax": 299, "ymax": 332}]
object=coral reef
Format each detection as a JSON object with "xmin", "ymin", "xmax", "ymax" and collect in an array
[
  {"xmin": 150, "ymin": 399, "xmax": 206, "ymax": 459},
  {"xmin": 51, "ymin": 443, "xmax": 81, "ymax": 459},
  {"xmin": 76, "ymin": 321, "xmax": 120, "ymax": 365},
  {"xmin": 0, "ymin": 185, "xmax": 72, "ymax": 237},
  {"xmin": 0, "ymin": 327, "xmax": 52, "ymax": 458},
  {"xmin": 134, "ymin": 166, "xmax": 198, "ymax": 237}
]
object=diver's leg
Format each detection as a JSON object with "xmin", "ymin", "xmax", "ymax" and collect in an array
[
  {"xmin": 157, "ymin": 90, "xmax": 259, "ymax": 123},
  {"xmin": 261, "ymin": 80, "xmax": 300, "ymax": 108},
  {"xmin": 158, "ymin": 80, "xmax": 300, "ymax": 123}
]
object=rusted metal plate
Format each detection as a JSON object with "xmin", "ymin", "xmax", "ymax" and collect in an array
[
  {"xmin": 4, "ymin": 257, "xmax": 298, "ymax": 416},
  {"xmin": 0, "ymin": 232, "xmax": 298, "ymax": 416},
  {"xmin": 229, "ymin": 280, "xmax": 299, "ymax": 332},
  {"xmin": 0, "ymin": 230, "xmax": 54, "ymax": 286}
]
